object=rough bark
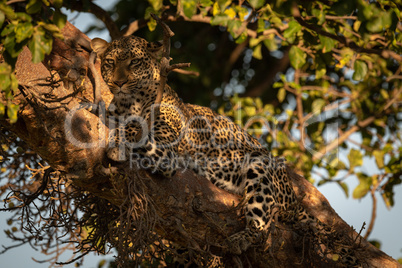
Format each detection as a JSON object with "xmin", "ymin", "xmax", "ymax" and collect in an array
[{"xmin": 0, "ymin": 22, "xmax": 400, "ymax": 268}]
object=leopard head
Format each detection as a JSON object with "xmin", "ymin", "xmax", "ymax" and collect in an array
[{"xmin": 90, "ymin": 36, "xmax": 163, "ymax": 96}]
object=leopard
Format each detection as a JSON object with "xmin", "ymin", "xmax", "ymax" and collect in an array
[{"xmin": 90, "ymin": 35, "xmax": 358, "ymax": 264}]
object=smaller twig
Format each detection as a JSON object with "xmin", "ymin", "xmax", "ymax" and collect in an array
[
  {"xmin": 172, "ymin": 68, "xmax": 199, "ymax": 76},
  {"xmin": 0, "ymin": 167, "xmax": 53, "ymax": 211},
  {"xmin": 354, "ymin": 222, "xmax": 366, "ymax": 245},
  {"xmin": 364, "ymin": 174, "xmax": 385, "ymax": 240},
  {"xmin": 123, "ymin": 18, "xmax": 148, "ymax": 36},
  {"xmin": 88, "ymin": 51, "xmax": 107, "ymax": 125},
  {"xmin": 89, "ymin": 52, "xmax": 103, "ymax": 105},
  {"xmin": 6, "ymin": 0, "xmax": 25, "ymax": 4},
  {"xmin": 150, "ymin": 13, "xmax": 191, "ymax": 118},
  {"xmin": 364, "ymin": 189, "xmax": 377, "ymax": 240}
]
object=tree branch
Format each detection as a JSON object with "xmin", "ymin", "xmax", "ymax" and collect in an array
[
  {"xmin": 150, "ymin": 14, "xmax": 191, "ymax": 115},
  {"xmin": 312, "ymin": 116, "xmax": 376, "ymax": 161},
  {"xmin": 1, "ymin": 20, "xmax": 400, "ymax": 268},
  {"xmin": 122, "ymin": 18, "xmax": 148, "ymax": 36},
  {"xmin": 291, "ymin": 4, "xmax": 402, "ymax": 62},
  {"xmin": 64, "ymin": 1, "xmax": 121, "ymax": 40}
]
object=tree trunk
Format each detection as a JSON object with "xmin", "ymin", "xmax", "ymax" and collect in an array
[{"xmin": 0, "ymin": 22, "xmax": 400, "ymax": 268}]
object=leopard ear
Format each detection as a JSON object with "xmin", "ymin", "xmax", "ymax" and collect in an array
[
  {"xmin": 147, "ymin": 41, "xmax": 163, "ymax": 58},
  {"xmin": 91, "ymin": 38, "xmax": 109, "ymax": 56}
]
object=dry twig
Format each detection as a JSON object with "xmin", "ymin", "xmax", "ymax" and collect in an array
[{"xmin": 150, "ymin": 13, "xmax": 191, "ymax": 118}]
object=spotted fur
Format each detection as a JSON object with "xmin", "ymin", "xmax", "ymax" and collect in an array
[{"xmin": 91, "ymin": 36, "xmax": 357, "ymax": 263}]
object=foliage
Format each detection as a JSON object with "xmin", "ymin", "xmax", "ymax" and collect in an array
[
  {"xmin": 0, "ymin": 0, "xmax": 66, "ymax": 123},
  {"xmin": 219, "ymin": 1, "xmax": 398, "ymax": 205},
  {"xmin": 133, "ymin": 0, "xmax": 402, "ymax": 207},
  {"xmin": 0, "ymin": 0, "xmax": 401, "ymax": 266},
  {"xmin": 84, "ymin": 0, "xmax": 402, "ymax": 257}
]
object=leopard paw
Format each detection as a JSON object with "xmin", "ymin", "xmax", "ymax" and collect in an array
[{"xmin": 225, "ymin": 227, "xmax": 261, "ymax": 255}]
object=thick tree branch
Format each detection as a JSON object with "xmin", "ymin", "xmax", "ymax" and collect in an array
[
  {"xmin": 64, "ymin": 1, "xmax": 121, "ymax": 40},
  {"xmin": 1, "ymin": 21, "xmax": 400, "ymax": 268}
]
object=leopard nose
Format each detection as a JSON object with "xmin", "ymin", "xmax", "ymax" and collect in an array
[{"xmin": 113, "ymin": 80, "xmax": 127, "ymax": 87}]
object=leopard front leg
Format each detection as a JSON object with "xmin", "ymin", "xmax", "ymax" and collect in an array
[
  {"xmin": 106, "ymin": 118, "xmax": 148, "ymax": 162},
  {"xmin": 107, "ymin": 125, "xmax": 128, "ymax": 162},
  {"xmin": 128, "ymin": 119, "xmax": 179, "ymax": 178},
  {"xmin": 133, "ymin": 140, "xmax": 178, "ymax": 177}
]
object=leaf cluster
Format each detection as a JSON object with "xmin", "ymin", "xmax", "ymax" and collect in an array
[
  {"xmin": 0, "ymin": 0, "xmax": 66, "ymax": 122},
  {"xmin": 141, "ymin": 0, "xmax": 402, "ymax": 207}
]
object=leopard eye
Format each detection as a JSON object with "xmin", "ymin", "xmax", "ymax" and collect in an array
[
  {"xmin": 105, "ymin": 58, "xmax": 114, "ymax": 65},
  {"xmin": 130, "ymin": 59, "xmax": 140, "ymax": 67}
]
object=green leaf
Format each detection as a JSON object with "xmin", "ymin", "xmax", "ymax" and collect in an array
[
  {"xmin": 1, "ymin": 23, "xmax": 15, "ymax": 37},
  {"xmin": 53, "ymin": 9, "xmax": 67, "ymax": 29},
  {"xmin": 348, "ymin": 148, "xmax": 363, "ymax": 169},
  {"xmin": 249, "ymin": 37, "xmax": 261, "ymax": 47},
  {"xmin": 248, "ymin": 0, "xmax": 264, "ymax": 9},
  {"xmin": 380, "ymin": 89, "xmax": 389, "ymax": 100},
  {"xmin": 0, "ymin": 3, "xmax": 16, "ymax": 19},
  {"xmin": 210, "ymin": 14, "xmax": 229, "ymax": 26},
  {"xmin": 52, "ymin": 0, "xmax": 63, "ymax": 8},
  {"xmin": 235, "ymin": 32, "xmax": 247, "ymax": 43},
  {"xmin": 283, "ymin": 20, "xmax": 302, "ymax": 43},
  {"xmin": 200, "ymin": 0, "xmax": 212, "ymax": 7},
  {"xmin": 366, "ymin": 12, "xmax": 392, "ymax": 33},
  {"xmin": 368, "ymin": 240, "xmax": 381, "ymax": 249},
  {"xmin": 337, "ymin": 181, "xmax": 349, "ymax": 198},
  {"xmin": 3, "ymin": 32, "xmax": 24, "ymax": 58},
  {"xmin": 311, "ymin": 8, "xmax": 325, "ymax": 25},
  {"xmin": 382, "ymin": 167, "xmax": 402, "ymax": 208},
  {"xmin": 38, "ymin": 22, "xmax": 60, "ymax": 33},
  {"xmin": 372, "ymin": 150, "xmax": 384, "ymax": 169},
  {"xmin": 148, "ymin": 0, "xmax": 163, "ymax": 11},
  {"xmin": 28, "ymin": 28, "xmax": 53, "ymax": 63},
  {"xmin": 182, "ymin": 0, "xmax": 198, "ymax": 18},
  {"xmin": 144, "ymin": 7, "xmax": 157, "ymax": 31},
  {"xmin": 289, "ymin": 46, "xmax": 306, "ymax": 69},
  {"xmin": 228, "ymin": 19, "xmax": 242, "ymax": 38},
  {"xmin": 352, "ymin": 173, "xmax": 371, "ymax": 199},
  {"xmin": 352, "ymin": 60, "xmax": 368, "ymax": 81},
  {"xmin": 311, "ymin": 98, "xmax": 325, "ymax": 114},
  {"xmin": 14, "ymin": 22, "xmax": 34, "ymax": 43},
  {"xmin": 263, "ymin": 37, "xmax": 278, "ymax": 51},
  {"xmin": 0, "ymin": 9, "xmax": 5, "ymax": 28},
  {"xmin": 277, "ymin": 88, "xmax": 286, "ymax": 103},
  {"xmin": 15, "ymin": 12, "xmax": 32, "ymax": 22},
  {"xmin": 6, "ymin": 103, "xmax": 19, "ymax": 124},
  {"xmin": 244, "ymin": 106, "xmax": 256, "ymax": 116},
  {"xmin": 0, "ymin": 65, "xmax": 12, "ymax": 91},
  {"xmin": 26, "ymin": 0, "xmax": 42, "ymax": 14},
  {"xmin": 319, "ymin": 35, "xmax": 336, "ymax": 53},
  {"xmin": 252, "ymin": 44, "xmax": 262, "ymax": 60},
  {"xmin": 217, "ymin": 0, "xmax": 231, "ymax": 11},
  {"xmin": 315, "ymin": 67, "xmax": 326, "ymax": 79},
  {"xmin": 0, "ymin": 103, "xmax": 4, "ymax": 118}
]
